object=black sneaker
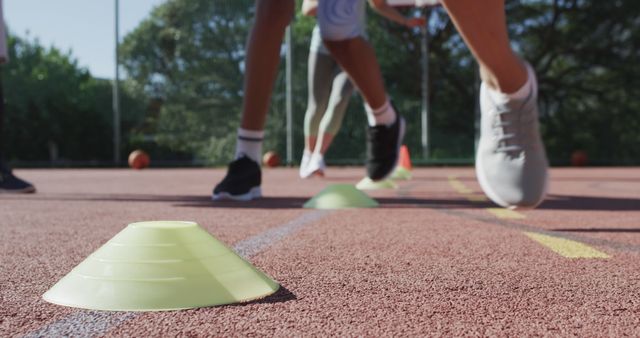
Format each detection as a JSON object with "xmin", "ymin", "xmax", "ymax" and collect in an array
[
  {"xmin": 0, "ymin": 160, "xmax": 36, "ymax": 194},
  {"xmin": 212, "ymin": 156, "xmax": 262, "ymax": 201},
  {"xmin": 366, "ymin": 113, "xmax": 406, "ymax": 181}
]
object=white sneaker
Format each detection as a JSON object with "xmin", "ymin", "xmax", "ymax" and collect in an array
[
  {"xmin": 301, "ymin": 152, "xmax": 326, "ymax": 178},
  {"xmin": 476, "ymin": 63, "xmax": 548, "ymax": 209},
  {"xmin": 299, "ymin": 150, "xmax": 312, "ymax": 178}
]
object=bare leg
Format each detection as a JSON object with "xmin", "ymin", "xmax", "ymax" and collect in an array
[
  {"xmin": 323, "ymin": 38, "xmax": 387, "ymax": 109},
  {"xmin": 213, "ymin": 0, "xmax": 295, "ymax": 200},
  {"xmin": 312, "ymin": 0, "xmax": 404, "ymax": 181},
  {"xmin": 443, "ymin": 0, "xmax": 548, "ymax": 208},
  {"xmin": 240, "ymin": 0, "xmax": 294, "ymax": 130},
  {"xmin": 305, "ymin": 136, "xmax": 318, "ymax": 153},
  {"xmin": 440, "ymin": 0, "xmax": 527, "ymax": 93},
  {"xmin": 315, "ymin": 70, "xmax": 353, "ymax": 155},
  {"xmin": 304, "ymin": 52, "xmax": 335, "ymax": 153},
  {"xmin": 315, "ymin": 133, "xmax": 335, "ymax": 154}
]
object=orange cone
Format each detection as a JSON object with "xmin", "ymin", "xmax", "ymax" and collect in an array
[
  {"xmin": 391, "ymin": 145, "xmax": 412, "ymax": 180},
  {"xmin": 399, "ymin": 145, "xmax": 412, "ymax": 170}
]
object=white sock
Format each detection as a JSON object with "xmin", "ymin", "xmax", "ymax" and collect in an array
[
  {"xmin": 365, "ymin": 99, "xmax": 397, "ymax": 127},
  {"xmin": 235, "ymin": 128, "xmax": 264, "ymax": 164},
  {"xmin": 486, "ymin": 65, "xmax": 534, "ymax": 105}
]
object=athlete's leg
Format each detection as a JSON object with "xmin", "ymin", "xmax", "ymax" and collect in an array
[
  {"xmin": 439, "ymin": 0, "xmax": 526, "ymax": 94},
  {"xmin": 241, "ymin": 0, "xmax": 295, "ymax": 131},
  {"xmin": 301, "ymin": 51, "xmax": 336, "ymax": 178},
  {"xmin": 213, "ymin": 0, "xmax": 294, "ymax": 201},
  {"xmin": 317, "ymin": 0, "xmax": 392, "ymax": 122},
  {"xmin": 303, "ymin": 68, "xmax": 355, "ymax": 178},
  {"xmin": 303, "ymin": 52, "xmax": 335, "ymax": 154},
  {"xmin": 441, "ymin": 0, "xmax": 548, "ymax": 208},
  {"xmin": 323, "ymin": 38, "xmax": 387, "ymax": 111},
  {"xmin": 317, "ymin": 0, "xmax": 405, "ymax": 180},
  {"xmin": 316, "ymin": 71, "xmax": 354, "ymax": 155}
]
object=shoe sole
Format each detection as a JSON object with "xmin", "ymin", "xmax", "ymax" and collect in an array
[
  {"xmin": 0, "ymin": 186, "xmax": 36, "ymax": 194},
  {"xmin": 475, "ymin": 151, "xmax": 547, "ymax": 210},
  {"xmin": 373, "ymin": 116, "xmax": 406, "ymax": 181},
  {"xmin": 212, "ymin": 186, "xmax": 262, "ymax": 202}
]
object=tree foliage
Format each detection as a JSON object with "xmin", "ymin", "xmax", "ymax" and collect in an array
[
  {"xmin": 509, "ymin": 0, "xmax": 640, "ymax": 164},
  {"xmin": 2, "ymin": 34, "xmax": 145, "ymax": 164},
  {"xmin": 121, "ymin": 0, "xmax": 254, "ymax": 164},
  {"xmin": 5, "ymin": 0, "xmax": 638, "ymax": 165}
]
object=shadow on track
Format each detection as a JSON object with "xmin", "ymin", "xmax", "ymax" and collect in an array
[
  {"xmin": 3, "ymin": 192, "xmax": 639, "ymax": 211},
  {"xmin": 177, "ymin": 196, "xmax": 493, "ymax": 209},
  {"xmin": 538, "ymin": 194, "xmax": 640, "ymax": 211},
  {"xmin": 552, "ymin": 228, "xmax": 640, "ymax": 233},
  {"xmin": 183, "ymin": 194, "xmax": 640, "ymax": 211},
  {"xmin": 226, "ymin": 286, "xmax": 297, "ymax": 307}
]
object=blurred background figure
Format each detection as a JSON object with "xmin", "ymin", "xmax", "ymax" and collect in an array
[
  {"xmin": 299, "ymin": 0, "xmax": 425, "ymax": 179},
  {"xmin": 0, "ymin": 0, "xmax": 35, "ymax": 193}
]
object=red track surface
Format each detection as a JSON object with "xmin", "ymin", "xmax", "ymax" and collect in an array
[{"xmin": 2, "ymin": 167, "xmax": 639, "ymax": 336}]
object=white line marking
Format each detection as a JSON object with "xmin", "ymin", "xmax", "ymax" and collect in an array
[
  {"xmin": 23, "ymin": 210, "xmax": 329, "ymax": 338},
  {"xmin": 234, "ymin": 210, "xmax": 329, "ymax": 258}
]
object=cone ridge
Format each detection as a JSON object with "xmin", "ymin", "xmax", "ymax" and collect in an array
[
  {"xmin": 303, "ymin": 184, "xmax": 378, "ymax": 209},
  {"xmin": 43, "ymin": 221, "xmax": 280, "ymax": 311}
]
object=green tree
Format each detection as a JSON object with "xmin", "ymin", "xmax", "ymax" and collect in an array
[
  {"xmin": 2, "ymin": 34, "xmax": 146, "ymax": 164},
  {"xmin": 121, "ymin": 0, "xmax": 254, "ymax": 164},
  {"xmin": 508, "ymin": 0, "xmax": 640, "ymax": 164},
  {"xmin": 120, "ymin": 0, "xmax": 640, "ymax": 166}
]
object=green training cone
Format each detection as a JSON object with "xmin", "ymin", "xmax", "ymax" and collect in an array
[
  {"xmin": 356, "ymin": 177, "xmax": 398, "ymax": 190},
  {"xmin": 390, "ymin": 166, "xmax": 412, "ymax": 180},
  {"xmin": 43, "ymin": 221, "xmax": 279, "ymax": 311},
  {"xmin": 303, "ymin": 184, "xmax": 379, "ymax": 209}
]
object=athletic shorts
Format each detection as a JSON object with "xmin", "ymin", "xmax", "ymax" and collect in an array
[{"xmin": 317, "ymin": 0, "xmax": 366, "ymax": 41}]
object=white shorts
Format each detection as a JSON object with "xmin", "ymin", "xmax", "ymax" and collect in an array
[{"xmin": 317, "ymin": 0, "xmax": 366, "ymax": 41}]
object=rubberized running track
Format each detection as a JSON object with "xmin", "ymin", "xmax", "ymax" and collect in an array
[{"xmin": 2, "ymin": 167, "xmax": 639, "ymax": 336}]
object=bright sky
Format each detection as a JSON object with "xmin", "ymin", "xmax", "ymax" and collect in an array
[{"xmin": 4, "ymin": 0, "xmax": 166, "ymax": 79}]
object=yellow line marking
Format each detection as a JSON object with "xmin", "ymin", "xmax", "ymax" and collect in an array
[
  {"xmin": 486, "ymin": 208, "xmax": 525, "ymax": 219},
  {"xmin": 447, "ymin": 176, "xmax": 474, "ymax": 194},
  {"xmin": 447, "ymin": 176, "xmax": 489, "ymax": 202},
  {"xmin": 524, "ymin": 232, "xmax": 610, "ymax": 259},
  {"xmin": 450, "ymin": 180, "xmax": 474, "ymax": 194},
  {"xmin": 466, "ymin": 194, "xmax": 489, "ymax": 202}
]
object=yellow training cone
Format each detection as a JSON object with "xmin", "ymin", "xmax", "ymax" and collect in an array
[
  {"xmin": 356, "ymin": 177, "xmax": 397, "ymax": 190},
  {"xmin": 303, "ymin": 184, "xmax": 378, "ymax": 209},
  {"xmin": 390, "ymin": 166, "xmax": 412, "ymax": 180},
  {"xmin": 43, "ymin": 221, "xmax": 279, "ymax": 311}
]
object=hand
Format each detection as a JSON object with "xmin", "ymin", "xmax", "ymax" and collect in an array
[{"xmin": 404, "ymin": 17, "xmax": 427, "ymax": 28}]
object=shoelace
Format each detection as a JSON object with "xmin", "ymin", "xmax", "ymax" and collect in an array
[{"xmin": 491, "ymin": 103, "xmax": 536, "ymax": 156}]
